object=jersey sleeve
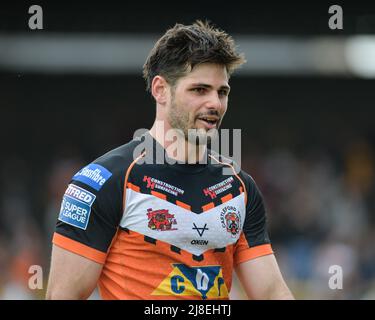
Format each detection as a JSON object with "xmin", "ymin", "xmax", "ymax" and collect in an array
[
  {"xmin": 52, "ymin": 156, "xmax": 125, "ymax": 264},
  {"xmin": 234, "ymin": 172, "xmax": 274, "ymax": 266}
]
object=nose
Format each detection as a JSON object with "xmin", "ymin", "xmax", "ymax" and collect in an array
[{"xmin": 205, "ymin": 91, "xmax": 224, "ymax": 111}]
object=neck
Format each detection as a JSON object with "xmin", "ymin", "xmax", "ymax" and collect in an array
[{"xmin": 149, "ymin": 121, "xmax": 207, "ymax": 164}]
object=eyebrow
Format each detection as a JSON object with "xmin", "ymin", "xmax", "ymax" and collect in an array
[{"xmin": 190, "ymin": 83, "xmax": 231, "ymax": 91}]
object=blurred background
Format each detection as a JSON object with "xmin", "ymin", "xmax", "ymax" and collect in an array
[{"xmin": 0, "ymin": 1, "xmax": 375, "ymax": 299}]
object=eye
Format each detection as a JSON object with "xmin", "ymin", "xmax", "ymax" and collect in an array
[
  {"xmin": 192, "ymin": 87, "xmax": 206, "ymax": 94},
  {"xmin": 218, "ymin": 89, "xmax": 229, "ymax": 97}
]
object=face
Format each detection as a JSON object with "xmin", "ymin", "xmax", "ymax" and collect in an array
[{"xmin": 166, "ymin": 63, "xmax": 230, "ymax": 142}]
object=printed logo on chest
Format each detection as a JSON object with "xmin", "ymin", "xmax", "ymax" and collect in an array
[
  {"xmin": 143, "ymin": 175, "xmax": 184, "ymax": 197},
  {"xmin": 202, "ymin": 177, "xmax": 234, "ymax": 199}
]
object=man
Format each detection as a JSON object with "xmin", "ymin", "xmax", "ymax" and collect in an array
[{"xmin": 46, "ymin": 21, "xmax": 294, "ymax": 300}]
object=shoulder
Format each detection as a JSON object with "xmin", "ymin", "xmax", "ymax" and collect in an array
[
  {"xmin": 208, "ymin": 149, "xmax": 254, "ymax": 182},
  {"xmin": 95, "ymin": 136, "xmax": 144, "ymax": 171},
  {"xmin": 72, "ymin": 135, "xmax": 145, "ymax": 190},
  {"xmin": 208, "ymin": 149, "xmax": 239, "ymax": 170},
  {"xmin": 208, "ymin": 149, "xmax": 260, "ymax": 197}
]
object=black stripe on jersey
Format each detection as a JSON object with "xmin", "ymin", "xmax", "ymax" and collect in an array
[
  {"xmin": 119, "ymin": 227, "xmax": 130, "ymax": 234},
  {"xmin": 170, "ymin": 245, "xmax": 181, "ymax": 254},
  {"xmin": 192, "ymin": 254, "xmax": 204, "ymax": 262},
  {"xmin": 126, "ymin": 178, "xmax": 243, "ymax": 214},
  {"xmin": 144, "ymin": 236, "xmax": 157, "ymax": 245}
]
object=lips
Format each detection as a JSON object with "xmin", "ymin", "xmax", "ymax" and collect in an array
[{"xmin": 196, "ymin": 116, "xmax": 219, "ymax": 129}]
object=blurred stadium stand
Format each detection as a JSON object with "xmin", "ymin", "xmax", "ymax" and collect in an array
[{"xmin": 0, "ymin": 2, "xmax": 375, "ymax": 299}]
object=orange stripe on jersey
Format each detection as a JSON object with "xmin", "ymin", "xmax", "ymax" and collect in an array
[
  {"xmin": 52, "ymin": 232, "xmax": 107, "ymax": 264},
  {"xmin": 127, "ymin": 182, "xmax": 140, "ymax": 192},
  {"xmin": 98, "ymin": 229, "xmax": 234, "ymax": 300},
  {"xmin": 123, "ymin": 151, "xmax": 146, "ymax": 211},
  {"xmin": 235, "ymin": 244, "xmax": 273, "ymax": 265},
  {"xmin": 151, "ymin": 191, "xmax": 167, "ymax": 200},
  {"xmin": 221, "ymin": 193, "xmax": 233, "ymax": 204},
  {"xmin": 176, "ymin": 200, "xmax": 191, "ymax": 211},
  {"xmin": 202, "ymin": 202, "xmax": 215, "ymax": 212},
  {"xmin": 234, "ymin": 233, "xmax": 273, "ymax": 265},
  {"xmin": 209, "ymin": 155, "xmax": 248, "ymax": 206}
]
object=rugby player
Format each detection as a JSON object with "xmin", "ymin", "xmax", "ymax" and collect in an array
[{"xmin": 46, "ymin": 21, "xmax": 294, "ymax": 300}]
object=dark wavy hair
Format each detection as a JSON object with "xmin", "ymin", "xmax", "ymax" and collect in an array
[{"xmin": 143, "ymin": 20, "xmax": 246, "ymax": 93}]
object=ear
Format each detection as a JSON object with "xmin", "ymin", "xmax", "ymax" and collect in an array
[{"xmin": 151, "ymin": 75, "xmax": 169, "ymax": 105}]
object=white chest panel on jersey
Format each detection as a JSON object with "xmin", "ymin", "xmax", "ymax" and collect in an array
[{"xmin": 120, "ymin": 189, "xmax": 246, "ymax": 256}]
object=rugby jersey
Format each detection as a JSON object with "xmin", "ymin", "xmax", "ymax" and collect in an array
[{"xmin": 53, "ymin": 131, "xmax": 273, "ymax": 300}]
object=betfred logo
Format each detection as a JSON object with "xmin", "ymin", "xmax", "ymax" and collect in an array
[
  {"xmin": 147, "ymin": 208, "xmax": 177, "ymax": 231},
  {"xmin": 64, "ymin": 184, "xmax": 95, "ymax": 205},
  {"xmin": 58, "ymin": 184, "xmax": 96, "ymax": 230}
]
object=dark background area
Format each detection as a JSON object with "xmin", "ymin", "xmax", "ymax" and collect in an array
[{"xmin": 2, "ymin": 2, "xmax": 375, "ymax": 35}]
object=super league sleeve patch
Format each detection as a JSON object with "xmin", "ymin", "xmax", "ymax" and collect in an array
[
  {"xmin": 72, "ymin": 163, "xmax": 112, "ymax": 191},
  {"xmin": 58, "ymin": 184, "xmax": 96, "ymax": 230}
]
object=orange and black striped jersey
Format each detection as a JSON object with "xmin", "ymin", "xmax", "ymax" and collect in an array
[{"xmin": 53, "ymin": 132, "xmax": 273, "ymax": 300}]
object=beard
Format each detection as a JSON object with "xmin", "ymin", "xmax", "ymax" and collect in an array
[{"xmin": 167, "ymin": 97, "xmax": 222, "ymax": 146}]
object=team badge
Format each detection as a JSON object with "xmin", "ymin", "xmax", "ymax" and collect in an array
[{"xmin": 220, "ymin": 206, "xmax": 241, "ymax": 237}]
